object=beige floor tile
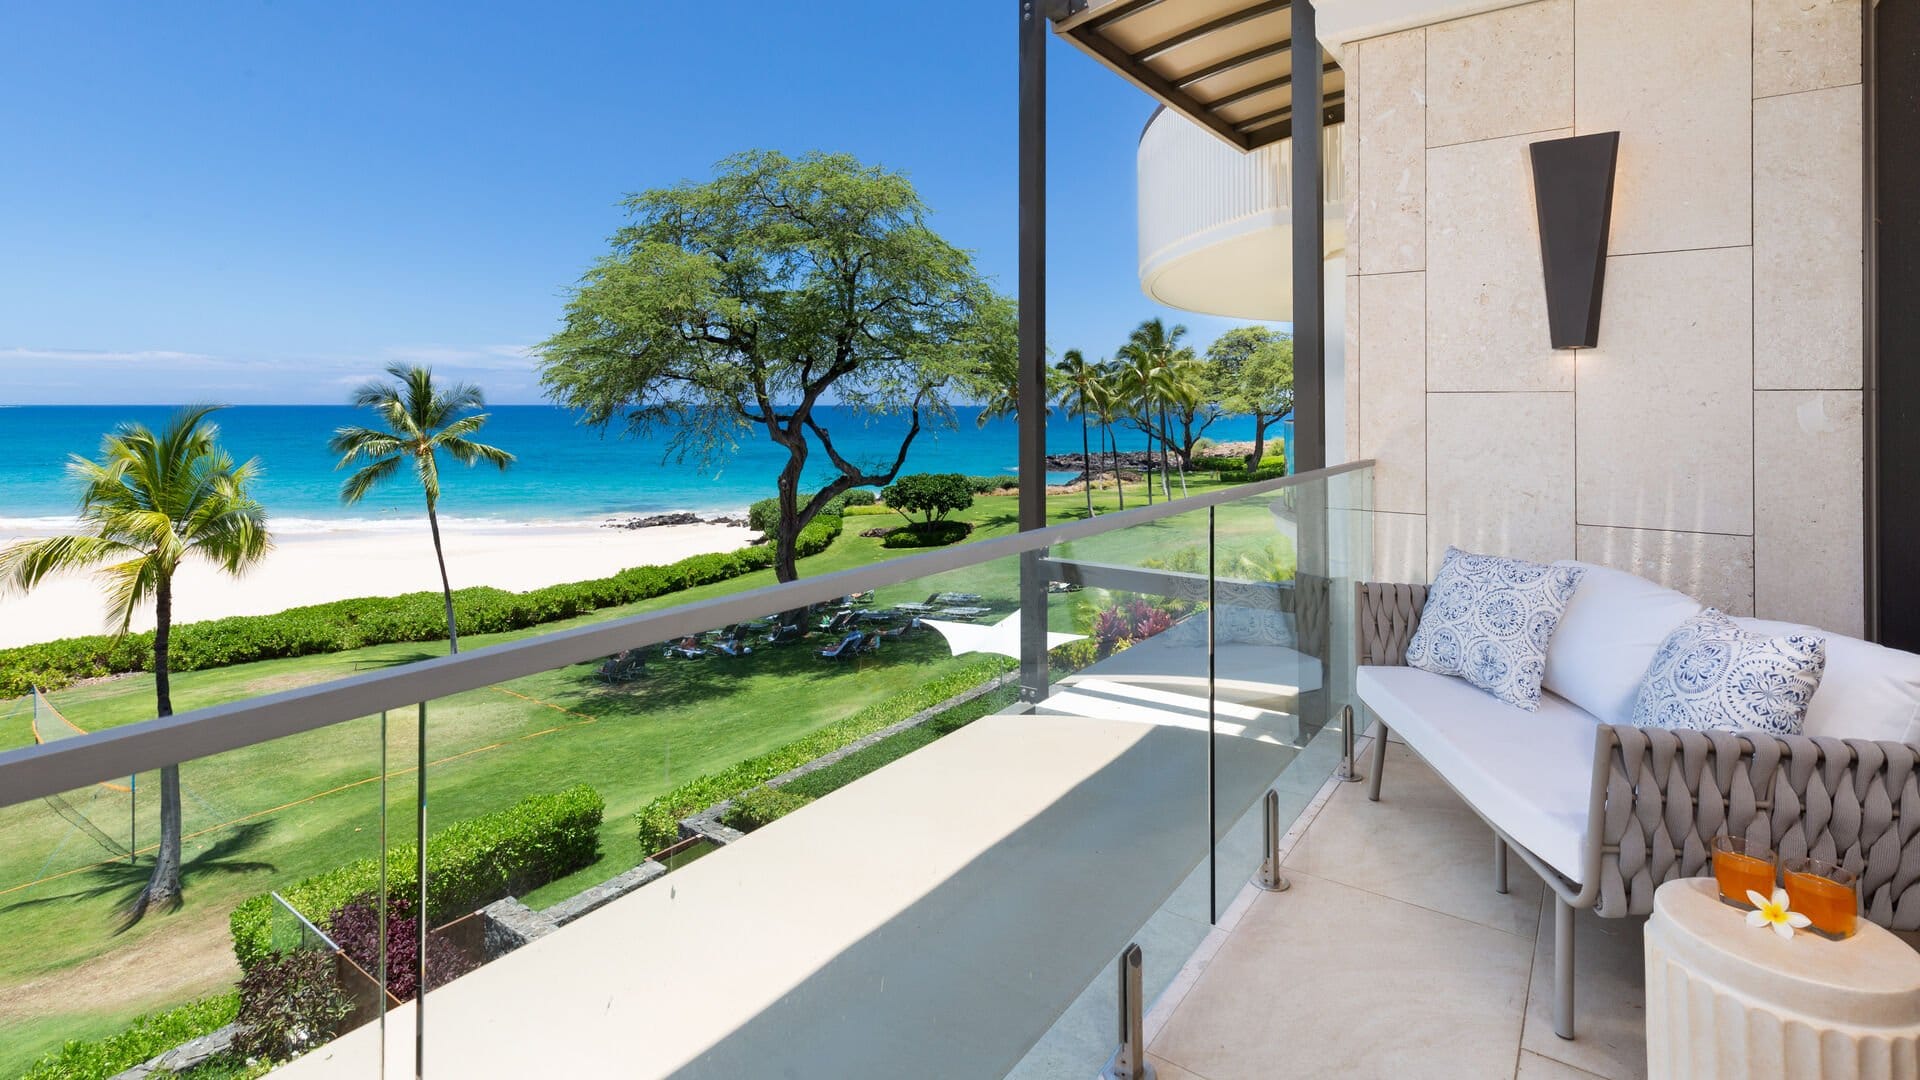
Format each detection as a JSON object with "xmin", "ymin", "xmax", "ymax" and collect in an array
[
  {"xmin": 1148, "ymin": 1053, "xmax": 1215, "ymax": 1080},
  {"xmin": 1284, "ymin": 743, "xmax": 1546, "ymax": 938},
  {"xmin": 1517, "ymin": 1049, "xmax": 1610, "ymax": 1079},
  {"xmin": 1149, "ymin": 871, "xmax": 1533, "ymax": 1080},
  {"xmin": 1523, "ymin": 901, "xmax": 1648, "ymax": 1080}
]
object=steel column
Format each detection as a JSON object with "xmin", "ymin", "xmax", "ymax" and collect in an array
[
  {"xmin": 1290, "ymin": 0, "xmax": 1325, "ymax": 473},
  {"xmin": 1018, "ymin": 0, "xmax": 1051, "ymax": 702}
]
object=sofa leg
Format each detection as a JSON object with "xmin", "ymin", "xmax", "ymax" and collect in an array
[
  {"xmin": 1493, "ymin": 836, "xmax": 1508, "ymax": 895},
  {"xmin": 1553, "ymin": 894, "xmax": 1576, "ymax": 1040},
  {"xmin": 1366, "ymin": 720, "xmax": 1389, "ymax": 802}
]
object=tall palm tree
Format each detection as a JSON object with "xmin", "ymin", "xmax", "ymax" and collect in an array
[
  {"xmin": 1091, "ymin": 365, "xmax": 1127, "ymax": 510},
  {"xmin": 1118, "ymin": 318, "xmax": 1192, "ymax": 502},
  {"xmin": 1053, "ymin": 349, "xmax": 1102, "ymax": 517},
  {"xmin": 330, "ymin": 364, "xmax": 514, "ymax": 654},
  {"xmin": 0, "ymin": 405, "xmax": 270, "ymax": 916}
]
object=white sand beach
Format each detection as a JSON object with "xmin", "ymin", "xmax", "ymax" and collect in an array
[{"xmin": 0, "ymin": 519, "xmax": 755, "ymax": 649}]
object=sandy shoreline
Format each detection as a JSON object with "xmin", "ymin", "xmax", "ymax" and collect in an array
[{"xmin": 0, "ymin": 519, "xmax": 755, "ymax": 649}]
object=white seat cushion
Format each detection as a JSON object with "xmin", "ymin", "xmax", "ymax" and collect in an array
[
  {"xmin": 1734, "ymin": 618, "xmax": 1920, "ymax": 744},
  {"xmin": 1543, "ymin": 562, "xmax": 1704, "ymax": 724},
  {"xmin": 1359, "ymin": 665, "xmax": 1601, "ymax": 883}
]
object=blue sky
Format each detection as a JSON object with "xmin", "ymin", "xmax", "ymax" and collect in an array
[{"xmin": 0, "ymin": 2, "xmax": 1256, "ymax": 405}]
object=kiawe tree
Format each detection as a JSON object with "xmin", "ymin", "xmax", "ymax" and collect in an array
[
  {"xmin": 329, "ymin": 364, "xmax": 514, "ymax": 654},
  {"xmin": 538, "ymin": 150, "xmax": 1016, "ymax": 582},
  {"xmin": 0, "ymin": 406, "xmax": 270, "ymax": 917},
  {"xmin": 1207, "ymin": 326, "xmax": 1295, "ymax": 471}
]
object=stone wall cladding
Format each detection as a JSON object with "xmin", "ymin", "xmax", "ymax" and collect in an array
[{"xmin": 1344, "ymin": 0, "xmax": 1865, "ymax": 634}]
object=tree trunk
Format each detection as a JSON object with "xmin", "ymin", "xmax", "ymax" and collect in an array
[
  {"xmin": 1246, "ymin": 416, "xmax": 1267, "ymax": 473},
  {"xmin": 1158, "ymin": 406, "xmax": 1173, "ymax": 499},
  {"xmin": 1081, "ymin": 415, "xmax": 1094, "ymax": 517},
  {"xmin": 773, "ymin": 449, "xmax": 806, "ymax": 584},
  {"xmin": 426, "ymin": 498, "xmax": 459, "ymax": 654},
  {"xmin": 1108, "ymin": 425, "xmax": 1124, "ymax": 510},
  {"xmin": 139, "ymin": 576, "xmax": 183, "ymax": 914}
]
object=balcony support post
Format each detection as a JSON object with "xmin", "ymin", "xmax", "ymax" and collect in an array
[
  {"xmin": 1018, "ymin": 0, "xmax": 1051, "ymax": 703},
  {"xmin": 1101, "ymin": 943, "xmax": 1156, "ymax": 1080},
  {"xmin": 1291, "ymin": 0, "xmax": 1325, "ymax": 474}
]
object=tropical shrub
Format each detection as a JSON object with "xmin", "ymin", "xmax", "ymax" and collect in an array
[
  {"xmin": 1092, "ymin": 600, "xmax": 1175, "ymax": 658},
  {"xmin": 720, "ymin": 785, "xmax": 815, "ymax": 832},
  {"xmin": 231, "ymin": 950, "xmax": 350, "ymax": 1063},
  {"xmin": 841, "ymin": 504, "xmax": 895, "ymax": 516},
  {"xmin": 965, "ymin": 474, "xmax": 1018, "ymax": 494},
  {"xmin": 20, "ymin": 993, "xmax": 239, "ymax": 1080},
  {"xmin": 635, "ymin": 658, "xmax": 1011, "ymax": 852},
  {"xmin": 231, "ymin": 785, "xmax": 603, "ymax": 971},
  {"xmin": 747, "ymin": 491, "xmax": 870, "ymax": 534},
  {"xmin": 881, "ymin": 473, "xmax": 974, "ymax": 523},
  {"xmin": 1214, "ymin": 464, "xmax": 1289, "ymax": 483},
  {"xmin": 880, "ymin": 520, "xmax": 972, "ymax": 548},
  {"xmin": 326, "ymin": 894, "xmax": 477, "ymax": 1002},
  {"xmin": 0, "ymin": 518, "xmax": 841, "ymax": 696}
]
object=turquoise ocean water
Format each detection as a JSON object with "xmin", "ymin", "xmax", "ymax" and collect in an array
[{"xmin": 0, "ymin": 405, "xmax": 1270, "ymax": 531}]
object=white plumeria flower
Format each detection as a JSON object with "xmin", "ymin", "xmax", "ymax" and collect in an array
[{"xmin": 1746, "ymin": 888, "xmax": 1812, "ymax": 940}]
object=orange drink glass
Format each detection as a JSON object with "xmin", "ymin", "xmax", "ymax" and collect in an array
[
  {"xmin": 1783, "ymin": 857, "xmax": 1860, "ymax": 940},
  {"xmin": 1711, "ymin": 835, "xmax": 1776, "ymax": 910}
]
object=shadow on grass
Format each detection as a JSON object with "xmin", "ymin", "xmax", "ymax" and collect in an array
[{"xmin": 3, "ymin": 821, "xmax": 277, "ymax": 932}]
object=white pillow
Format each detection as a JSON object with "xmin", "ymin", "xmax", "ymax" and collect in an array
[
  {"xmin": 1735, "ymin": 617, "xmax": 1920, "ymax": 744},
  {"xmin": 1543, "ymin": 562, "xmax": 1703, "ymax": 723},
  {"xmin": 1630, "ymin": 610, "xmax": 1826, "ymax": 736}
]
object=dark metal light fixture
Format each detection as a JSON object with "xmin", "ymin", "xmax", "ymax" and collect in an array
[{"xmin": 1529, "ymin": 132, "xmax": 1620, "ymax": 349}]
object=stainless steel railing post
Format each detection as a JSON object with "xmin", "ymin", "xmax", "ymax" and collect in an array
[
  {"xmin": 1334, "ymin": 703, "xmax": 1366, "ymax": 783},
  {"xmin": 1254, "ymin": 789, "xmax": 1290, "ymax": 893},
  {"xmin": 1101, "ymin": 943, "xmax": 1155, "ymax": 1080}
]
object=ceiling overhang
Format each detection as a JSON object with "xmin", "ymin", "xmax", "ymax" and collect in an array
[{"xmin": 1049, "ymin": 0, "xmax": 1345, "ymax": 152}]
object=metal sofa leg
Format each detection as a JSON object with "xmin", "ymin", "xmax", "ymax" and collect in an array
[
  {"xmin": 1553, "ymin": 894, "xmax": 1576, "ymax": 1040},
  {"xmin": 1494, "ymin": 836, "xmax": 1508, "ymax": 895},
  {"xmin": 1366, "ymin": 720, "xmax": 1389, "ymax": 802}
]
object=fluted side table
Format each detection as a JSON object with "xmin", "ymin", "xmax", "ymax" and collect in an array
[{"xmin": 1645, "ymin": 877, "xmax": 1920, "ymax": 1079}]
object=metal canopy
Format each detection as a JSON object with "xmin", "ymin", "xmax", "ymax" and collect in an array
[{"xmin": 1050, "ymin": 0, "xmax": 1344, "ymax": 151}]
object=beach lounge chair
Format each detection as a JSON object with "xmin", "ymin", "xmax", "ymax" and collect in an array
[
  {"xmin": 596, "ymin": 650, "xmax": 648, "ymax": 684},
  {"xmin": 712, "ymin": 635, "xmax": 752, "ymax": 658},
  {"xmin": 819, "ymin": 610, "xmax": 857, "ymax": 634},
  {"xmin": 935, "ymin": 592, "xmax": 984, "ymax": 604},
  {"xmin": 819, "ymin": 632, "xmax": 866, "ymax": 660},
  {"xmin": 879, "ymin": 618, "xmax": 922, "ymax": 641},
  {"xmin": 937, "ymin": 606, "xmax": 991, "ymax": 620},
  {"xmin": 765, "ymin": 623, "xmax": 806, "ymax": 646},
  {"xmin": 848, "ymin": 590, "xmax": 875, "ymax": 605},
  {"xmin": 665, "ymin": 636, "xmax": 706, "ymax": 660}
]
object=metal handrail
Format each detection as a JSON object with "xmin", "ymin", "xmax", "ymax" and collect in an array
[{"xmin": 0, "ymin": 461, "xmax": 1373, "ymax": 805}]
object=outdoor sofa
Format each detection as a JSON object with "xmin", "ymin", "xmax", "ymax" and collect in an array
[{"xmin": 1354, "ymin": 562, "xmax": 1920, "ymax": 1040}]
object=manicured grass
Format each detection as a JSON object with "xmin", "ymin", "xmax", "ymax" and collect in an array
[{"xmin": 0, "ymin": 476, "xmax": 1272, "ymax": 1075}]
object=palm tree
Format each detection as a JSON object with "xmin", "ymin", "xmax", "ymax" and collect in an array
[
  {"xmin": 0, "ymin": 405, "xmax": 270, "ymax": 917},
  {"xmin": 1118, "ymin": 318, "xmax": 1194, "ymax": 502},
  {"xmin": 1091, "ymin": 365, "xmax": 1127, "ymax": 510},
  {"xmin": 330, "ymin": 364, "xmax": 514, "ymax": 654},
  {"xmin": 1053, "ymin": 349, "xmax": 1101, "ymax": 517}
]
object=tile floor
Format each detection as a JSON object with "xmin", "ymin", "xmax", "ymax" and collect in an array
[{"xmin": 1144, "ymin": 741, "xmax": 1649, "ymax": 1080}]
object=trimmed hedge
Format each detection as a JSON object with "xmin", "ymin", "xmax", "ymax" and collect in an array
[
  {"xmin": 1, "ymin": 517, "xmax": 843, "ymax": 697},
  {"xmin": 635, "ymin": 658, "xmax": 1013, "ymax": 852},
  {"xmin": 21, "ymin": 993, "xmax": 240, "ymax": 1080},
  {"xmin": 746, "ymin": 491, "xmax": 871, "ymax": 534},
  {"xmin": 965, "ymin": 474, "xmax": 1018, "ymax": 494},
  {"xmin": 230, "ymin": 785, "xmax": 604, "ymax": 971},
  {"xmin": 880, "ymin": 521, "xmax": 972, "ymax": 549},
  {"xmin": 720, "ymin": 785, "xmax": 815, "ymax": 832},
  {"xmin": 1214, "ymin": 465, "xmax": 1289, "ymax": 483}
]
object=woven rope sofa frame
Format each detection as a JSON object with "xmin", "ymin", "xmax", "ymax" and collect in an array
[{"xmin": 1353, "ymin": 581, "xmax": 1920, "ymax": 1039}]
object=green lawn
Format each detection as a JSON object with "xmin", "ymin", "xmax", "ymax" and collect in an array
[{"xmin": 0, "ymin": 474, "xmax": 1288, "ymax": 1077}]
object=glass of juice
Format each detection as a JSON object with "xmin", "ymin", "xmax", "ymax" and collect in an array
[
  {"xmin": 1783, "ymin": 857, "xmax": 1860, "ymax": 940},
  {"xmin": 1711, "ymin": 835, "xmax": 1776, "ymax": 910}
]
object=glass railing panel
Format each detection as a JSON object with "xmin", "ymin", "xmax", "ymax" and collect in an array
[
  {"xmin": 0, "ymin": 688, "xmax": 394, "ymax": 1078},
  {"xmin": 1209, "ymin": 466, "xmax": 1374, "ymax": 914}
]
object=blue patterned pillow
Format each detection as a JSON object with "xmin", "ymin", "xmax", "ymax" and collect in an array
[
  {"xmin": 1405, "ymin": 547, "xmax": 1585, "ymax": 711},
  {"xmin": 1630, "ymin": 610, "xmax": 1826, "ymax": 736}
]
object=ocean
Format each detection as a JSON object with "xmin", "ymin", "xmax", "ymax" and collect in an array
[{"xmin": 0, "ymin": 405, "xmax": 1273, "ymax": 531}]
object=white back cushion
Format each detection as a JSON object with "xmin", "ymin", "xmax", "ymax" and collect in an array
[
  {"xmin": 1735, "ymin": 618, "xmax": 1920, "ymax": 744},
  {"xmin": 1543, "ymin": 562, "xmax": 1703, "ymax": 724}
]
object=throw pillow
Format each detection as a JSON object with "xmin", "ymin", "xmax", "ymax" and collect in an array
[
  {"xmin": 1405, "ymin": 547, "xmax": 1585, "ymax": 711},
  {"xmin": 1630, "ymin": 610, "xmax": 1827, "ymax": 736},
  {"xmin": 1162, "ymin": 580, "xmax": 1294, "ymax": 647}
]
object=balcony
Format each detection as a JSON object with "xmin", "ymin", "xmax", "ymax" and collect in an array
[{"xmin": 1137, "ymin": 106, "xmax": 1347, "ymax": 322}]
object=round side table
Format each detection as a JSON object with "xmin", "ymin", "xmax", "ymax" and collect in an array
[{"xmin": 1644, "ymin": 877, "xmax": 1920, "ymax": 1080}]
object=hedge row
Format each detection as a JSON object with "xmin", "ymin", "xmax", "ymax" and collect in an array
[
  {"xmin": 1213, "ymin": 465, "xmax": 1289, "ymax": 483},
  {"xmin": 21, "ymin": 992, "xmax": 240, "ymax": 1080},
  {"xmin": 0, "ymin": 516, "xmax": 844, "ymax": 698},
  {"xmin": 635, "ymin": 657, "xmax": 1013, "ymax": 852},
  {"xmin": 745, "ymin": 490, "xmax": 874, "ymax": 534},
  {"xmin": 230, "ymin": 785, "xmax": 605, "ymax": 971}
]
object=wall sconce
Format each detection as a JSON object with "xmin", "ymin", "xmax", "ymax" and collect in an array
[{"xmin": 1529, "ymin": 132, "xmax": 1620, "ymax": 350}]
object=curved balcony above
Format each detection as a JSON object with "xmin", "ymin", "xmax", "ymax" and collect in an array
[{"xmin": 1138, "ymin": 106, "xmax": 1347, "ymax": 321}]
